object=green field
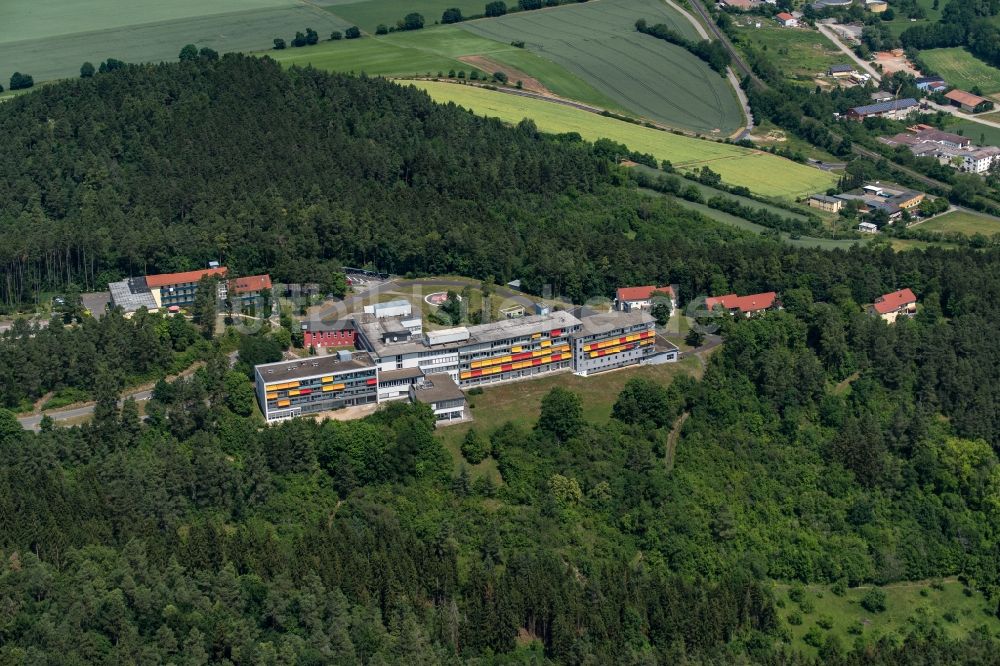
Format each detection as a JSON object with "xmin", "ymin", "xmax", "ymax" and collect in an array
[
  {"xmin": 921, "ymin": 47, "xmax": 1000, "ymax": 94},
  {"xmin": 411, "ymin": 81, "xmax": 837, "ymax": 198},
  {"xmin": 916, "ymin": 209, "xmax": 1000, "ymax": 236},
  {"xmin": 320, "ymin": 0, "xmax": 488, "ymax": 32},
  {"xmin": 946, "ymin": 118, "xmax": 1000, "ymax": 147},
  {"xmin": 460, "ymin": 0, "xmax": 746, "ymax": 135},
  {"xmin": 0, "ymin": 0, "xmax": 351, "ymax": 84},
  {"xmin": 733, "ymin": 24, "xmax": 846, "ymax": 81},
  {"xmin": 774, "ymin": 579, "xmax": 1000, "ymax": 657},
  {"xmin": 269, "ymin": 25, "xmax": 623, "ymax": 109}
]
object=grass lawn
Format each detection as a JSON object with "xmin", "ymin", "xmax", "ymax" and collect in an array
[
  {"xmin": 920, "ymin": 47, "xmax": 1000, "ymax": 94},
  {"xmin": 945, "ymin": 118, "xmax": 1000, "ymax": 147},
  {"xmin": 915, "ymin": 209, "xmax": 1000, "ymax": 236},
  {"xmin": 460, "ymin": 0, "xmax": 745, "ymax": 135},
  {"xmin": 733, "ymin": 25, "xmax": 845, "ymax": 81},
  {"xmin": 437, "ymin": 355, "xmax": 704, "ymax": 456},
  {"xmin": 411, "ymin": 81, "xmax": 837, "ymax": 198},
  {"xmin": 774, "ymin": 579, "xmax": 1000, "ymax": 657}
]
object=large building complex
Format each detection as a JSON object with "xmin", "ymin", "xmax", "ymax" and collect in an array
[
  {"xmin": 254, "ymin": 351, "xmax": 378, "ymax": 421},
  {"xmin": 259, "ymin": 307, "xmax": 679, "ymax": 421},
  {"xmin": 109, "ymin": 267, "xmax": 229, "ymax": 314}
]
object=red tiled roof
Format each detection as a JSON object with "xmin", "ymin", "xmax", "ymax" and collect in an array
[
  {"xmin": 776, "ymin": 11, "xmax": 795, "ymax": 20},
  {"xmin": 230, "ymin": 274, "xmax": 272, "ymax": 294},
  {"xmin": 705, "ymin": 291, "xmax": 777, "ymax": 313},
  {"xmin": 145, "ymin": 267, "xmax": 227, "ymax": 288},
  {"xmin": 873, "ymin": 288, "xmax": 916, "ymax": 314},
  {"xmin": 944, "ymin": 89, "xmax": 987, "ymax": 107},
  {"xmin": 616, "ymin": 285, "xmax": 674, "ymax": 302}
]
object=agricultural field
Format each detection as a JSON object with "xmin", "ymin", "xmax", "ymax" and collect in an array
[
  {"xmin": 460, "ymin": 0, "xmax": 746, "ymax": 135},
  {"xmin": 411, "ymin": 81, "xmax": 837, "ymax": 198},
  {"xmin": 945, "ymin": 118, "xmax": 1000, "ymax": 147},
  {"xmin": 269, "ymin": 24, "xmax": 623, "ymax": 109},
  {"xmin": 916, "ymin": 209, "xmax": 1000, "ymax": 236},
  {"xmin": 774, "ymin": 579, "xmax": 1000, "ymax": 657},
  {"xmin": 0, "ymin": 0, "xmax": 350, "ymax": 84},
  {"xmin": 732, "ymin": 24, "xmax": 845, "ymax": 82},
  {"xmin": 920, "ymin": 47, "xmax": 1000, "ymax": 94},
  {"xmin": 318, "ymin": 0, "xmax": 487, "ymax": 32}
]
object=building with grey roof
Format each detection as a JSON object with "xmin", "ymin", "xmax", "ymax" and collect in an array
[
  {"xmin": 254, "ymin": 352, "xmax": 378, "ymax": 422},
  {"xmin": 410, "ymin": 374, "xmax": 467, "ymax": 422},
  {"xmin": 108, "ymin": 277, "xmax": 159, "ymax": 315}
]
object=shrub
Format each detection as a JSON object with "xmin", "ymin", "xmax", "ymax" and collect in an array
[
  {"xmin": 461, "ymin": 429, "xmax": 491, "ymax": 464},
  {"xmin": 80, "ymin": 61, "xmax": 95, "ymax": 78},
  {"xmin": 273, "ymin": 38, "xmax": 287, "ymax": 49},
  {"xmin": 493, "ymin": 71, "xmax": 508, "ymax": 83},
  {"xmin": 9, "ymin": 72, "xmax": 34, "ymax": 90},
  {"xmin": 861, "ymin": 588, "xmax": 887, "ymax": 613},
  {"xmin": 330, "ymin": 31, "xmax": 342, "ymax": 40},
  {"xmin": 345, "ymin": 26, "xmax": 361, "ymax": 39},
  {"xmin": 511, "ymin": 40, "xmax": 525, "ymax": 48},
  {"xmin": 847, "ymin": 620, "xmax": 864, "ymax": 635},
  {"xmin": 799, "ymin": 599, "xmax": 815, "ymax": 614},
  {"xmin": 832, "ymin": 579, "xmax": 847, "ymax": 596},
  {"xmin": 816, "ymin": 615, "xmax": 834, "ymax": 630},
  {"xmin": 400, "ymin": 12, "xmax": 424, "ymax": 30},
  {"xmin": 788, "ymin": 612, "xmax": 803, "ymax": 626},
  {"xmin": 442, "ymin": 7, "xmax": 464, "ymax": 23},
  {"xmin": 803, "ymin": 627, "xmax": 825, "ymax": 648},
  {"xmin": 486, "ymin": 0, "xmax": 508, "ymax": 16},
  {"xmin": 376, "ymin": 24, "xmax": 389, "ymax": 35},
  {"xmin": 788, "ymin": 584, "xmax": 805, "ymax": 603}
]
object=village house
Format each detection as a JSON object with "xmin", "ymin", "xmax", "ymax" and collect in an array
[
  {"xmin": 871, "ymin": 288, "xmax": 917, "ymax": 323},
  {"xmin": 705, "ymin": 291, "xmax": 779, "ymax": 317},
  {"xmin": 615, "ymin": 285, "xmax": 677, "ymax": 312},
  {"xmin": 808, "ymin": 194, "xmax": 844, "ymax": 213},
  {"xmin": 776, "ymin": 11, "xmax": 798, "ymax": 26},
  {"xmin": 915, "ymin": 76, "xmax": 947, "ymax": 92}
]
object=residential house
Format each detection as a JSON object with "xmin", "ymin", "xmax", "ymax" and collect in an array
[
  {"xmin": 858, "ymin": 221, "xmax": 879, "ymax": 233},
  {"xmin": 145, "ymin": 267, "xmax": 228, "ymax": 309},
  {"xmin": 615, "ymin": 285, "xmax": 676, "ymax": 313},
  {"xmin": 776, "ymin": 11, "xmax": 798, "ymax": 26},
  {"xmin": 871, "ymin": 288, "xmax": 917, "ymax": 323},
  {"xmin": 705, "ymin": 292, "xmax": 778, "ymax": 317},
  {"xmin": 915, "ymin": 76, "xmax": 947, "ymax": 92},
  {"xmin": 228, "ymin": 274, "xmax": 272, "ymax": 309}
]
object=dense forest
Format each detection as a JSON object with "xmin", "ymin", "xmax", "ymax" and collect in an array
[{"xmin": 3, "ymin": 55, "xmax": 1000, "ymax": 663}]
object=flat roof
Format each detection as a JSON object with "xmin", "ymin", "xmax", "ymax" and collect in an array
[
  {"xmin": 810, "ymin": 194, "xmax": 841, "ymax": 203},
  {"xmin": 850, "ymin": 98, "xmax": 918, "ymax": 115},
  {"xmin": 255, "ymin": 352, "xmax": 375, "ymax": 383},
  {"xmin": 379, "ymin": 367, "xmax": 425, "ymax": 382},
  {"xmin": 465, "ymin": 310, "xmax": 581, "ymax": 344},
  {"xmin": 412, "ymin": 373, "xmax": 465, "ymax": 404},
  {"xmin": 109, "ymin": 277, "xmax": 158, "ymax": 312},
  {"xmin": 577, "ymin": 310, "xmax": 655, "ymax": 336}
]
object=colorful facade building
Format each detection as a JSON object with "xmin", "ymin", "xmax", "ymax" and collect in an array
[
  {"xmin": 254, "ymin": 351, "xmax": 378, "ymax": 421},
  {"xmin": 571, "ymin": 310, "xmax": 665, "ymax": 376}
]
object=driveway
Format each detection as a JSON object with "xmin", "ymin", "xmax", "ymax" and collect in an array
[{"xmin": 817, "ymin": 24, "xmax": 882, "ymax": 82}]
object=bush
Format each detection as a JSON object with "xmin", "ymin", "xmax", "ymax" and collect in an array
[
  {"xmin": 80, "ymin": 61, "xmax": 95, "ymax": 78},
  {"xmin": 832, "ymin": 579, "xmax": 847, "ymax": 596},
  {"xmin": 461, "ymin": 429, "xmax": 491, "ymax": 464},
  {"xmin": 485, "ymin": 0, "xmax": 508, "ymax": 16},
  {"xmin": 470, "ymin": 70, "xmax": 480, "ymax": 80},
  {"xmin": 861, "ymin": 588, "xmax": 887, "ymax": 613},
  {"xmin": 442, "ymin": 7, "xmax": 464, "ymax": 23},
  {"xmin": 803, "ymin": 627, "xmax": 825, "ymax": 648},
  {"xmin": 788, "ymin": 584, "xmax": 805, "ymax": 603},
  {"xmin": 467, "ymin": 386, "xmax": 484, "ymax": 395},
  {"xmin": 788, "ymin": 612, "xmax": 803, "ymax": 626},
  {"xmin": 847, "ymin": 620, "xmax": 864, "ymax": 635},
  {"xmin": 330, "ymin": 30, "xmax": 342, "ymax": 40},
  {"xmin": 273, "ymin": 38, "xmax": 286, "ymax": 49},
  {"xmin": 493, "ymin": 71, "xmax": 508, "ymax": 83},
  {"xmin": 400, "ymin": 12, "xmax": 424, "ymax": 30},
  {"xmin": 511, "ymin": 40, "xmax": 525, "ymax": 48},
  {"xmin": 376, "ymin": 24, "xmax": 389, "ymax": 35},
  {"xmin": 799, "ymin": 599, "xmax": 815, "ymax": 614},
  {"xmin": 345, "ymin": 26, "xmax": 361, "ymax": 39},
  {"xmin": 9, "ymin": 72, "xmax": 34, "ymax": 90},
  {"xmin": 816, "ymin": 615, "xmax": 834, "ymax": 630}
]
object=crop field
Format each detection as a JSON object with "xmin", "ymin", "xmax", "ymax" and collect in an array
[
  {"xmin": 917, "ymin": 209, "xmax": 1000, "ymax": 236},
  {"xmin": 0, "ymin": 0, "xmax": 350, "ymax": 84},
  {"xmin": 319, "ymin": 0, "xmax": 488, "ymax": 32},
  {"xmin": 920, "ymin": 47, "xmax": 1000, "ymax": 94},
  {"xmin": 732, "ymin": 25, "xmax": 846, "ymax": 81},
  {"xmin": 460, "ymin": 0, "xmax": 745, "ymax": 135},
  {"xmin": 411, "ymin": 81, "xmax": 836, "ymax": 198},
  {"xmin": 269, "ymin": 24, "xmax": 623, "ymax": 108},
  {"xmin": 945, "ymin": 118, "xmax": 1000, "ymax": 146}
]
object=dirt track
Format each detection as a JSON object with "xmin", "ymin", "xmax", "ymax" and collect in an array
[{"xmin": 458, "ymin": 54, "xmax": 551, "ymax": 95}]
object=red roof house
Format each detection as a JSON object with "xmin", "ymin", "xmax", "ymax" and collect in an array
[
  {"xmin": 145, "ymin": 267, "xmax": 228, "ymax": 288},
  {"xmin": 705, "ymin": 292, "xmax": 778, "ymax": 316},
  {"xmin": 872, "ymin": 288, "xmax": 916, "ymax": 320},
  {"xmin": 615, "ymin": 285, "xmax": 675, "ymax": 312},
  {"xmin": 230, "ymin": 274, "xmax": 273, "ymax": 295},
  {"xmin": 776, "ymin": 11, "xmax": 797, "ymax": 25}
]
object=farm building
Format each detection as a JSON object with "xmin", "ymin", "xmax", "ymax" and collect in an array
[
  {"xmin": 705, "ymin": 292, "xmax": 778, "ymax": 317},
  {"xmin": 858, "ymin": 221, "xmax": 879, "ymax": 233},
  {"xmin": 846, "ymin": 98, "xmax": 919, "ymax": 121},
  {"xmin": 871, "ymin": 288, "xmax": 917, "ymax": 323},
  {"xmin": 808, "ymin": 194, "xmax": 844, "ymax": 212},
  {"xmin": 829, "ymin": 64, "xmax": 855, "ymax": 78},
  {"xmin": 776, "ymin": 12, "xmax": 798, "ymax": 26},
  {"xmin": 944, "ymin": 89, "xmax": 990, "ymax": 112},
  {"xmin": 615, "ymin": 285, "xmax": 676, "ymax": 312},
  {"xmin": 871, "ymin": 91, "xmax": 894, "ymax": 102},
  {"xmin": 915, "ymin": 76, "xmax": 947, "ymax": 92}
]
